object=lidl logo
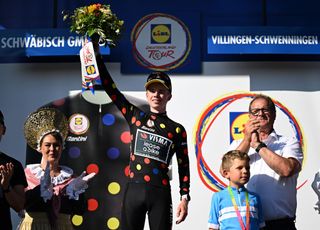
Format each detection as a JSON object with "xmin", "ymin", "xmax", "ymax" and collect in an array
[
  {"xmin": 151, "ymin": 24, "xmax": 171, "ymax": 44},
  {"xmin": 75, "ymin": 117, "xmax": 83, "ymax": 126},
  {"xmin": 69, "ymin": 113, "xmax": 90, "ymax": 135},
  {"xmin": 229, "ymin": 112, "xmax": 249, "ymax": 144},
  {"xmin": 86, "ymin": 65, "xmax": 96, "ymax": 75}
]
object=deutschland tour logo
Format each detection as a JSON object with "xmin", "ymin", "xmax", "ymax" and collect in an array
[{"xmin": 131, "ymin": 13, "xmax": 192, "ymax": 71}]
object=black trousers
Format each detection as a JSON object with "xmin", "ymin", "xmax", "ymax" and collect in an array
[
  {"xmin": 264, "ymin": 217, "xmax": 296, "ymax": 230},
  {"xmin": 121, "ymin": 182, "xmax": 172, "ymax": 230}
]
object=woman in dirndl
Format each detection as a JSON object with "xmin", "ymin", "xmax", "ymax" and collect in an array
[{"xmin": 18, "ymin": 108, "xmax": 95, "ymax": 230}]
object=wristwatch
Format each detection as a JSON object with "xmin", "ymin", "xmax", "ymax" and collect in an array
[{"xmin": 255, "ymin": 142, "xmax": 267, "ymax": 153}]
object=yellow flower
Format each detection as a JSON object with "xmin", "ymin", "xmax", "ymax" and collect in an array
[
  {"xmin": 63, "ymin": 3, "xmax": 124, "ymax": 48},
  {"xmin": 88, "ymin": 4, "xmax": 101, "ymax": 14},
  {"xmin": 87, "ymin": 6, "xmax": 93, "ymax": 14}
]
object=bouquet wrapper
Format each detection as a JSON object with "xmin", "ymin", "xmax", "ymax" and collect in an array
[{"xmin": 80, "ymin": 41, "xmax": 101, "ymax": 94}]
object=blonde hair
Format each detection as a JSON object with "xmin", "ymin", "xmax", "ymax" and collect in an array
[{"xmin": 221, "ymin": 150, "xmax": 250, "ymax": 171}]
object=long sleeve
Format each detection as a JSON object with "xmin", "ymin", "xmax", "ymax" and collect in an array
[
  {"xmin": 176, "ymin": 125, "xmax": 190, "ymax": 197},
  {"xmin": 96, "ymin": 54, "xmax": 134, "ymax": 122}
]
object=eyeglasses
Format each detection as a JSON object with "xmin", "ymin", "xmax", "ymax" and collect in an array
[{"xmin": 249, "ymin": 108, "xmax": 271, "ymax": 116}]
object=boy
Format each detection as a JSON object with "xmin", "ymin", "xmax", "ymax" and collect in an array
[{"xmin": 208, "ymin": 150, "xmax": 265, "ymax": 230}]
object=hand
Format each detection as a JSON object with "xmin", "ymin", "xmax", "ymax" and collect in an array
[
  {"xmin": 250, "ymin": 131, "xmax": 261, "ymax": 149},
  {"xmin": 176, "ymin": 199, "xmax": 188, "ymax": 224},
  {"xmin": 73, "ymin": 171, "xmax": 96, "ymax": 191},
  {"xmin": 242, "ymin": 118, "xmax": 259, "ymax": 142},
  {"xmin": 242, "ymin": 117, "xmax": 261, "ymax": 145},
  {"xmin": 83, "ymin": 172, "xmax": 96, "ymax": 181},
  {"xmin": 90, "ymin": 34, "xmax": 101, "ymax": 54},
  {"xmin": 0, "ymin": 163, "xmax": 14, "ymax": 189}
]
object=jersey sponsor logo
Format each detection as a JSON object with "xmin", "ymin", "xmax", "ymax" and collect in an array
[
  {"xmin": 68, "ymin": 113, "xmax": 90, "ymax": 135},
  {"xmin": 146, "ymin": 119, "xmax": 155, "ymax": 128},
  {"xmin": 141, "ymin": 125, "xmax": 155, "ymax": 133},
  {"xmin": 67, "ymin": 136, "xmax": 88, "ymax": 142},
  {"xmin": 134, "ymin": 129, "xmax": 172, "ymax": 164}
]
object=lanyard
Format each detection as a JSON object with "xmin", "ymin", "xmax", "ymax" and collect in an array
[{"xmin": 227, "ymin": 186, "xmax": 250, "ymax": 230}]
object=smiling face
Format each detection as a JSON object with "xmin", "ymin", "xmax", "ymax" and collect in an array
[
  {"xmin": 146, "ymin": 82, "xmax": 172, "ymax": 113},
  {"xmin": 223, "ymin": 158, "xmax": 250, "ymax": 189},
  {"xmin": 249, "ymin": 97, "xmax": 276, "ymax": 132},
  {"xmin": 39, "ymin": 133, "xmax": 63, "ymax": 164}
]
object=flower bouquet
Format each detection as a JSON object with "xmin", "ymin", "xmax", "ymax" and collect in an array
[{"xmin": 63, "ymin": 3, "xmax": 124, "ymax": 47}]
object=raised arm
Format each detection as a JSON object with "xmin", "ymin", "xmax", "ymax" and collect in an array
[
  {"xmin": 93, "ymin": 42, "xmax": 135, "ymax": 122},
  {"xmin": 250, "ymin": 136, "xmax": 301, "ymax": 177}
]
